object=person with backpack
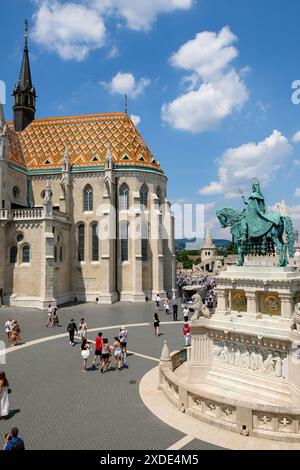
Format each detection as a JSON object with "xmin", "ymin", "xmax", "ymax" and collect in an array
[
  {"xmin": 67, "ymin": 319, "xmax": 78, "ymax": 346},
  {"xmin": 101, "ymin": 338, "xmax": 111, "ymax": 373},
  {"xmin": 3, "ymin": 427, "xmax": 25, "ymax": 451},
  {"xmin": 51, "ymin": 307, "xmax": 59, "ymax": 327}
]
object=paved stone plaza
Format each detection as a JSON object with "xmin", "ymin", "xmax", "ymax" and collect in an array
[{"xmin": 0, "ymin": 301, "xmax": 221, "ymax": 450}]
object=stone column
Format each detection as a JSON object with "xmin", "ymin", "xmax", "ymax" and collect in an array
[
  {"xmin": 159, "ymin": 340, "xmax": 173, "ymax": 386},
  {"xmin": 189, "ymin": 319, "xmax": 213, "ymax": 383},
  {"xmin": 0, "ymin": 221, "xmax": 6, "ymax": 304},
  {"xmin": 41, "ymin": 218, "xmax": 56, "ymax": 308},
  {"xmin": 245, "ymin": 291, "xmax": 258, "ymax": 317},
  {"xmin": 131, "ymin": 210, "xmax": 144, "ymax": 301},
  {"xmin": 151, "ymin": 207, "xmax": 165, "ymax": 299},
  {"xmin": 215, "ymin": 288, "xmax": 229, "ymax": 316},
  {"xmin": 99, "ymin": 206, "xmax": 117, "ymax": 303},
  {"xmin": 278, "ymin": 293, "xmax": 293, "ymax": 319}
]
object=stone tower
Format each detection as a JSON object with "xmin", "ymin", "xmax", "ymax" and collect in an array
[
  {"xmin": 12, "ymin": 20, "xmax": 37, "ymax": 132},
  {"xmin": 201, "ymin": 229, "xmax": 216, "ymax": 263}
]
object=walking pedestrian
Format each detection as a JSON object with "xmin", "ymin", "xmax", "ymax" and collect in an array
[
  {"xmin": 183, "ymin": 305, "xmax": 189, "ymax": 323},
  {"xmin": 92, "ymin": 332, "xmax": 103, "ymax": 368},
  {"xmin": 4, "ymin": 319, "xmax": 13, "ymax": 343},
  {"xmin": 67, "ymin": 319, "xmax": 78, "ymax": 346},
  {"xmin": 47, "ymin": 304, "xmax": 53, "ymax": 327},
  {"xmin": 164, "ymin": 300, "xmax": 170, "ymax": 315},
  {"xmin": 0, "ymin": 372, "xmax": 9, "ymax": 419},
  {"xmin": 119, "ymin": 326, "xmax": 128, "ymax": 368},
  {"xmin": 10, "ymin": 321, "xmax": 21, "ymax": 346},
  {"xmin": 113, "ymin": 336, "xmax": 122, "ymax": 371},
  {"xmin": 153, "ymin": 312, "xmax": 160, "ymax": 337},
  {"xmin": 81, "ymin": 338, "xmax": 91, "ymax": 371},
  {"xmin": 156, "ymin": 294, "xmax": 161, "ymax": 309},
  {"xmin": 172, "ymin": 303, "xmax": 178, "ymax": 321},
  {"xmin": 101, "ymin": 338, "xmax": 111, "ymax": 373},
  {"xmin": 51, "ymin": 307, "xmax": 59, "ymax": 327},
  {"xmin": 3, "ymin": 427, "xmax": 25, "ymax": 451},
  {"xmin": 79, "ymin": 318, "xmax": 88, "ymax": 340},
  {"xmin": 182, "ymin": 322, "xmax": 191, "ymax": 348}
]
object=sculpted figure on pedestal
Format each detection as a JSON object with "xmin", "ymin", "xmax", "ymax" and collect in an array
[
  {"xmin": 291, "ymin": 303, "xmax": 300, "ymax": 333},
  {"xmin": 190, "ymin": 292, "xmax": 211, "ymax": 320},
  {"xmin": 216, "ymin": 179, "xmax": 295, "ymax": 267}
]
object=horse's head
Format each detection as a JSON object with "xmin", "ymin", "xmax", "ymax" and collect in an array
[{"xmin": 216, "ymin": 207, "xmax": 241, "ymax": 228}]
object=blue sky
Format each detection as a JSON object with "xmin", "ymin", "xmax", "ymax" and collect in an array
[{"xmin": 2, "ymin": 0, "xmax": 300, "ymax": 237}]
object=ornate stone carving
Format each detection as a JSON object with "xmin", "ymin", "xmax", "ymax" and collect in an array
[
  {"xmin": 291, "ymin": 303, "xmax": 300, "ymax": 333},
  {"xmin": 190, "ymin": 292, "xmax": 211, "ymax": 320},
  {"xmin": 212, "ymin": 339, "xmax": 287, "ymax": 378}
]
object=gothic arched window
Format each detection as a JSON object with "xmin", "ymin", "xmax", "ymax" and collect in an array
[
  {"xmin": 156, "ymin": 186, "xmax": 162, "ymax": 206},
  {"xmin": 78, "ymin": 224, "xmax": 85, "ymax": 261},
  {"xmin": 120, "ymin": 221, "xmax": 129, "ymax": 261},
  {"xmin": 83, "ymin": 185, "xmax": 93, "ymax": 212},
  {"xmin": 92, "ymin": 223, "xmax": 99, "ymax": 261},
  {"xmin": 10, "ymin": 246, "xmax": 17, "ymax": 264},
  {"xmin": 141, "ymin": 222, "xmax": 148, "ymax": 261},
  {"xmin": 22, "ymin": 245, "xmax": 30, "ymax": 263},
  {"xmin": 119, "ymin": 184, "xmax": 129, "ymax": 210},
  {"xmin": 140, "ymin": 184, "xmax": 148, "ymax": 209}
]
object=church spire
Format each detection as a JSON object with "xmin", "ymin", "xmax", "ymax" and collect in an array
[{"xmin": 13, "ymin": 20, "xmax": 37, "ymax": 132}]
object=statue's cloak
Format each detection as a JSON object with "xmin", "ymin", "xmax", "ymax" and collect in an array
[{"xmin": 245, "ymin": 191, "xmax": 281, "ymax": 238}]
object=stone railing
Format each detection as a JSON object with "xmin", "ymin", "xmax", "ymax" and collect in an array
[
  {"xmin": 12, "ymin": 208, "xmax": 43, "ymax": 219},
  {"xmin": 159, "ymin": 347, "xmax": 300, "ymax": 442},
  {"xmin": 0, "ymin": 209, "xmax": 11, "ymax": 220}
]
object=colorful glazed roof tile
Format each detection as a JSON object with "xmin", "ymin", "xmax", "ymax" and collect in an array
[{"xmin": 7, "ymin": 113, "xmax": 162, "ymax": 172}]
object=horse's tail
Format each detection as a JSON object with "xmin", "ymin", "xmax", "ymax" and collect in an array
[{"xmin": 283, "ymin": 216, "xmax": 295, "ymax": 257}]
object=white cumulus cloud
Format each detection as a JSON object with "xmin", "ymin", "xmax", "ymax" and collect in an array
[
  {"xmin": 162, "ymin": 26, "xmax": 249, "ymax": 133},
  {"xmin": 292, "ymin": 131, "xmax": 300, "ymax": 144},
  {"xmin": 130, "ymin": 114, "xmax": 141, "ymax": 126},
  {"xmin": 92, "ymin": 0, "xmax": 193, "ymax": 31},
  {"xmin": 32, "ymin": 1, "xmax": 106, "ymax": 61},
  {"xmin": 32, "ymin": 0, "xmax": 193, "ymax": 60},
  {"xmin": 199, "ymin": 130, "xmax": 292, "ymax": 198},
  {"xmin": 101, "ymin": 72, "xmax": 150, "ymax": 98},
  {"xmin": 162, "ymin": 71, "xmax": 247, "ymax": 133},
  {"xmin": 295, "ymin": 188, "xmax": 300, "ymax": 197}
]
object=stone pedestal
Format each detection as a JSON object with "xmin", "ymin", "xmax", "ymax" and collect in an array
[
  {"xmin": 189, "ymin": 318, "xmax": 213, "ymax": 383},
  {"xmin": 160, "ymin": 265, "xmax": 300, "ymax": 442}
]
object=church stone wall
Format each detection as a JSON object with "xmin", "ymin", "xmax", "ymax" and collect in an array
[
  {"xmin": 4, "ymin": 221, "xmax": 44, "ymax": 301},
  {"xmin": 6, "ymin": 168, "xmax": 27, "ymax": 208}
]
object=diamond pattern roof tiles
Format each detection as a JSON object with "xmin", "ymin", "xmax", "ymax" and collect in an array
[{"xmin": 7, "ymin": 112, "xmax": 162, "ymax": 172}]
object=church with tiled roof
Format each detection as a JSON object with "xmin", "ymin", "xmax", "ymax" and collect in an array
[{"xmin": 0, "ymin": 23, "xmax": 176, "ymax": 309}]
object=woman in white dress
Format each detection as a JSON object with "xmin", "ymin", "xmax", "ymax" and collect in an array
[
  {"xmin": 79, "ymin": 318, "xmax": 88, "ymax": 340},
  {"xmin": 0, "ymin": 372, "xmax": 9, "ymax": 419},
  {"xmin": 81, "ymin": 338, "xmax": 91, "ymax": 371}
]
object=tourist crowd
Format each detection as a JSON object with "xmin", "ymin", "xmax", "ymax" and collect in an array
[{"xmin": 176, "ymin": 271, "xmax": 217, "ymax": 310}]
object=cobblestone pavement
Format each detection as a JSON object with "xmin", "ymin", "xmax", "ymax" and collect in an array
[{"xmin": 0, "ymin": 302, "xmax": 221, "ymax": 450}]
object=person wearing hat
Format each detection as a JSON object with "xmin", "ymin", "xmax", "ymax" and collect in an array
[{"xmin": 119, "ymin": 326, "xmax": 128, "ymax": 368}]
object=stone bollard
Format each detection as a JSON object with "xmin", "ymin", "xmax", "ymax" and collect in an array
[{"xmin": 159, "ymin": 340, "xmax": 172, "ymax": 386}]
